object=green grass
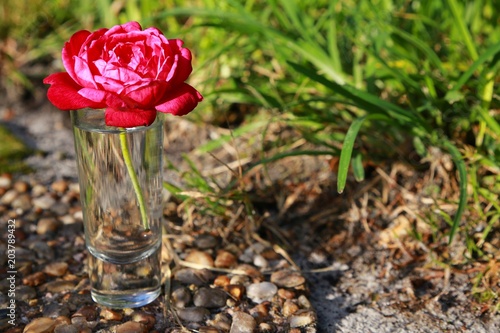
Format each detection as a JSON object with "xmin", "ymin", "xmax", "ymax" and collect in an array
[{"xmin": 2, "ymin": 0, "xmax": 499, "ymax": 282}]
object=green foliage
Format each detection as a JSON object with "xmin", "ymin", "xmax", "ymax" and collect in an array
[{"xmin": 2, "ymin": 0, "xmax": 499, "ymax": 248}]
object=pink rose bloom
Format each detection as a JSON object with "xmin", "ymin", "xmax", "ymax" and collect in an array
[{"xmin": 43, "ymin": 21, "xmax": 203, "ymax": 127}]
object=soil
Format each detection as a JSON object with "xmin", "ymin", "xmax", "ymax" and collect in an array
[{"xmin": 1, "ymin": 90, "xmax": 499, "ymax": 333}]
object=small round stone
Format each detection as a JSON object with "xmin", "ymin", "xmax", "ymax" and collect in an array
[
  {"xmin": 12, "ymin": 194, "xmax": 31, "ymax": 211},
  {"xmin": 214, "ymin": 275, "xmax": 230, "ymax": 288},
  {"xmin": 193, "ymin": 287, "xmax": 228, "ymax": 308},
  {"xmin": 37, "ymin": 218, "xmax": 62, "ymax": 235},
  {"xmin": 1, "ymin": 189, "xmax": 18, "ymax": 205},
  {"xmin": 54, "ymin": 324, "xmax": 79, "ymax": 333},
  {"xmin": 246, "ymin": 282, "xmax": 278, "ymax": 304},
  {"xmin": 289, "ymin": 310, "xmax": 316, "ymax": 328},
  {"xmin": 13, "ymin": 181, "xmax": 29, "ymax": 193},
  {"xmin": 44, "ymin": 262, "xmax": 69, "ymax": 277},
  {"xmin": 185, "ymin": 250, "xmax": 214, "ymax": 267},
  {"xmin": 258, "ymin": 322, "xmax": 276, "ymax": 333},
  {"xmin": 100, "ymin": 308, "xmax": 123, "ymax": 321},
  {"xmin": 230, "ymin": 312, "xmax": 256, "ymax": 333},
  {"xmin": 198, "ymin": 326, "xmax": 220, "ymax": 333},
  {"xmin": 227, "ymin": 284, "xmax": 245, "ymax": 301},
  {"xmin": 282, "ymin": 300, "xmax": 299, "ymax": 317},
  {"xmin": 115, "ymin": 321, "xmax": 146, "ymax": 333},
  {"xmin": 215, "ymin": 250, "xmax": 237, "ymax": 268},
  {"xmin": 194, "ymin": 234, "xmax": 218, "ymax": 249},
  {"xmin": 41, "ymin": 280, "xmax": 75, "ymax": 293},
  {"xmin": 51, "ymin": 179, "xmax": 69, "ymax": 193},
  {"xmin": 131, "ymin": 312, "xmax": 155, "ymax": 330},
  {"xmin": 171, "ymin": 287, "xmax": 192, "ymax": 308},
  {"xmin": 33, "ymin": 194, "xmax": 56, "ymax": 210},
  {"xmin": 298, "ymin": 295, "xmax": 312, "ymax": 309},
  {"xmin": 270, "ymin": 270, "xmax": 305, "ymax": 288},
  {"xmin": 23, "ymin": 317, "xmax": 56, "ymax": 333},
  {"xmin": 16, "ymin": 285, "xmax": 37, "ymax": 301},
  {"xmin": 72, "ymin": 305, "xmax": 98, "ymax": 321},
  {"xmin": 176, "ymin": 307, "xmax": 210, "ymax": 322},
  {"xmin": 278, "ymin": 288, "xmax": 295, "ymax": 299},
  {"xmin": 174, "ymin": 268, "xmax": 214, "ymax": 286},
  {"xmin": 23, "ymin": 271, "xmax": 47, "ymax": 287}
]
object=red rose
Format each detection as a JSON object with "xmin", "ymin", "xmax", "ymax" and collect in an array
[{"xmin": 43, "ymin": 21, "xmax": 202, "ymax": 127}]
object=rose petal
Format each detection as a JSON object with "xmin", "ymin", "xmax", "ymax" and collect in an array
[
  {"xmin": 165, "ymin": 39, "xmax": 192, "ymax": 83},
  {"xmin": 78, "ymin": 88, "xmax": 108, "ymax": 103},
  {"xmin": 155, "ymin": 83, "xmax": 203, "ymax": 116},
  {"xmin": 43, "ymin": 73, "xmax": 105, "ymax": 110},
  {"xmin": 104, "ymin": 107, "xmax": 157, "ymax": 128},
  {"xmin": 124, "ymin": 81, "xmax": 167, "ymax": 107},
  {"xmin": 62, "ymin": 30, "xmax": 91, "ymax": 83}
]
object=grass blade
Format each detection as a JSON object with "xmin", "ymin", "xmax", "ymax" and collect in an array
[
  {"xmin": 337, "ymin": 116, "xmax": 367, "ymax": 193},
  {"xmin": 444, "ymin": 140, "xmax": 468, "ymax": 244}
]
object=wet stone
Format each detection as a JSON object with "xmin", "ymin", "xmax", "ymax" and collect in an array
[
  {"xmin": 270, "ymin": 270, "xmax": 305, "ymax": 288},
  {"xmin": 23, "ymin": 317, "xmax": 55, "ymax": 333},
  {"xmin": 246, "ymin": 282, "xmax": 278, "ymax": 304},
  {"xmin": 227, "ymin": 284, "xmax": 246, "ymax": 301},
  {"xmin": 44, "ymin": 262, "xmax": 68, "ymax": 277},
  {"xmin": 194, "ymin": 234, "xmax": 218, "ymax": 249},
  {"xmin": 72, "ymin": 305, "xmax": 98, "ymax": 321},
  {"xmin": 230, "ymin": 312, "xmax": 256, "ymax": 333},
  {"xmin": 214, "ymin": 275, "xmax": 230, "ymax": 288},
  {"xmin": 171, "ymin": 286, "xmax": 192, "ymax": 308},
  {"xmin": 193, "ymin": 287, "xmax": 228, "ymax": 308},
  {"xmin": 176, "ymin": 307, "xmax": 210, "ymax": 322}
]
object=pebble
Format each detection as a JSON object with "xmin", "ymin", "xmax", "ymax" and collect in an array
[
  {"xmin": 37, "ymin": 218, "xmax": 62, "ymax": 235},
  {"xmin": 208, "ymin": 313, "xmax": 232, "ymax": 331},
  {"xmin": 282, "ymin": 300, "xmax": 299, "ymax": 316},
  {"xmin": 214, "ymin": 275, "xmax": 231, "ymax": 288},
  {"xmin": 171, "ymin": 286, "xmax": 192, "ymax": 308},
  {"xmin": 230, "ymin": 312, "xmax": 256, "ymax": 333},
  {"xmin": 198, "ymin": 326, "xmax": 220, "ymax": 333},
  {"xmin": 1, "ymin": 189, "xmax": 18, "ymax": 205},
  {"xmin": 14, "ymin": 181, "xmax": 29, "ymax": 193},
  {"xmin": 114, "ymin": 321, "xmax": 146, "ymax": 333},
  {"xmin": 215, "ymin": 250, "xmax": 237, "ymax": 268},
  {"xmin": 194, "ymin": 234, "xmax": 219, "ymax": 249},
  {"xmin": 258, "ymin": 322, "xmax": 276, "ymax": 333},
  {"xmin": 289, "ymin": 310, "xmax": 316, "ymax": 328},
  {"xmin": 54, "ymin": 324, "xmax": 79, "ymax": 333},
  {"xmin": 32, "ymin": 184, "xmax": 47, "ymax": 197},
  {"xmin": 278, "ymin": 288, "xmax": 295, "ymax": 299},
  {"xmin": 131, "ymin": 311, "xmax": 155, "ymax": 329},
  {"xmin": 16, "ymin": 285, "xmax": 36, "ymax": 301},
  {"xmin": 193, "ymin": 287, "xmax": 228, "ymax": 308},
  {"xmin": 100, "ymin": 308, "xmax": 123, "ymax": 321},
  {"xmin": 43, "ymin": 302, "xmax": 70, "ymax": 318},
  {"xmin": 33, "ymin": 194, "xmax": 56, "ymax": 210},
  {"xmin": 0, "ymin": 175, "xmax": 12, "ymax": 188},
  {"xmin": 44, "ymin": 262, "xmax": 68, "ymax": 277},
  {"xmin": 298, "ymin": 295, "xmax": 312, "ymax": 309},
  {"xmin": 51, "ymin": 179, "xmax": 69, "ymax": 193},
  {"xmin": 270, "ymin": 270, "xmax": 305, "ymax": 288},
  {"xmin": 23, "ymin": 272, "xmax": 47, "ymax": 287},
  {"xmin": 226, "ymin": 284, "xmax": 245, "ymax": 301},
  {"xmin": 176, "ymin": 307, "xmax": 210, "ymax": 322},
  {"xmin": 72, "ymin": 305, "xmax": 98, "ymax": 321},
  {"xmin": 175, "ymin": 268, "xmax": 214, "ymax": 286},
  {"xmin": 41, "ymin": 280, "xmax": 75, "ymax": 293},
  {"xmin": 23, "ymin": 317, "xmax": 55, "ymax": 333},
  {"xmin": 253, "ymin": 254, "xmax": 268, "ymax": 268},
  {"xmin": 12, "ymin": 194, "xmax": 31, "ymax": 211},
  {"xmin": 185, "ymin": 250, "xmax": 214, "ymax": 267},
  {"xmin": 246, "ymin": 282, "xmax": 278, "ymax": 304},
  {"xmin": 50, "ymin": 202, "xmax": 70, "ymax": 216},
  {"xmin": 229, "ymin": 275, "xmax": 250, "ymax": 286}
]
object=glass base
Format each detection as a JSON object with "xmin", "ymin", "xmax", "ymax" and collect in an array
[{"xmin": 91, "ymin": 288, "xmax": 161, "ymax": 309}]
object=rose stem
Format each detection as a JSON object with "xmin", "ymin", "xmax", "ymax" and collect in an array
[{"xmin": 119, "ymin": 131, "xmax": 149, "ymax": 231}]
